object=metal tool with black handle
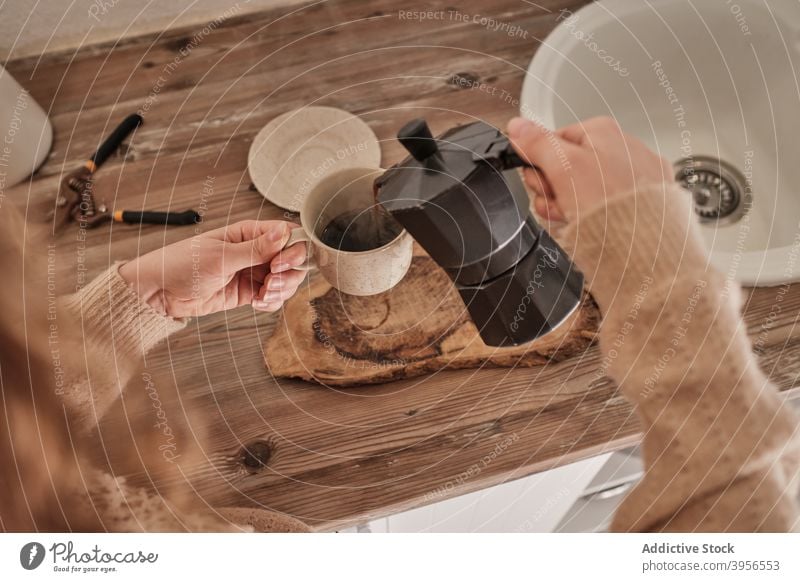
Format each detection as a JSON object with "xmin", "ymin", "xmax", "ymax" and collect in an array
[
  {"xmin": 113, "ymin": 209, "xmax": 200, "ymax": 226},
  {"xmin": 85, "ymin": 113, "xmax": 144, "ymax": 174},
  {"xmin": 97, "ymin": 208, "xmax": 200, "ymax": 228},
  {"xmin": 57, "ymin": 113, "xmax": 144, "ymax": 222},
  {"xmin": 55, "ymin": 114, "xmax": 200, "ymax": 229}
]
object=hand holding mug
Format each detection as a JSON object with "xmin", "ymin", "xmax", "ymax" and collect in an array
[{"xmin": 119, "ymin": 220, "xmax": 308, "ymax": 317}]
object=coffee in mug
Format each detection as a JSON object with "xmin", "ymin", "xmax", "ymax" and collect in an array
[{"xmin": 279, "ymin": 166, "xmax": 413, "ymax": 296}]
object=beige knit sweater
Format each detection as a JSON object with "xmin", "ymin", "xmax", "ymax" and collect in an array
[
  {"xmin": 563, "ymin": 181, "xmax": 800, "ymax": 532},
  {"xmin": 64, "ymin": 181, "xmax": 800, "ymax": 532},
  {"xmin": 61, "ymin": 263, "xmax": 309, "ymax": 532}
]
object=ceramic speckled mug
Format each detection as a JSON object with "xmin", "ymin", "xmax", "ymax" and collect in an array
[{"xmin": 281, "ymin": 166, "xmax": 413, "ymax": 296}]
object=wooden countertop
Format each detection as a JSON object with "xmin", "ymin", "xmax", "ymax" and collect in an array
[{"xmin": 7, "ymin": 0, "xmax": 800, "ymax": 531}]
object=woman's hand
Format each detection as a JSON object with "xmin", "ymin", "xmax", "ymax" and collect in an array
[
  {"xmin": 119, "ymin": 220, "xmax": 307, "ymax": 318},
  {"xmin": 506, "ymin": 116, "xmax": 674, "ymax": 223}
]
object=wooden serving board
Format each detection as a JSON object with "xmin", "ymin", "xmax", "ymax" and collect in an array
[{"xmin": 265, "ymin": 251, "xmax": 601, "ymax": 386}]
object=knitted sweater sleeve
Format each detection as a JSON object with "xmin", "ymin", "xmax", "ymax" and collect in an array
[
  {"xmin": 55, "ymin": 264, "xmax": 309, "ymax": 532},
  {"xmin": 58, "ymin": 262, "xmax": 186, "ymax": 427},
  {"xmin": 563, "ymin": 182, "xmax": 800, "ymax": 531}
]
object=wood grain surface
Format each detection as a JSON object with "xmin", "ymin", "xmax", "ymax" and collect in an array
[
  {"xmin": 266, "ymin": 252, "xmax": 600, "ymax": 385},
  {"xmin": 6, "ymin": 0, "xmax": 800, "ymax": 531}
]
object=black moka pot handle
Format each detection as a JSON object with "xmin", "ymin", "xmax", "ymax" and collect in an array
[
  {"xmin": 501, "ymin": 147, "xmax": 534, "ymax": 170},
  {"xmin": 471, "ymin": 131, "xmax": 540, "ymax": 173},
  {"xmin": 397, "ymin": 118, "xmax": 538, "ymax": 172},
  {"xmin": 496, "ymin": 139, "xmax": 542, "ymax": 172},
  {"xmin": 88, "ymin": 114, "xmax": 143, "ymax": 171}
]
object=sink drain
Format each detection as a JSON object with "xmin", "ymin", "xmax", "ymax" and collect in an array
[{"xmin": 674, "ymin": 156, "xmax": 751, "ymax": 224}]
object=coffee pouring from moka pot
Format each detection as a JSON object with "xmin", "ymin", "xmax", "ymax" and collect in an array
[{"xmin": 374, "ymin": 118, "xmax": 584, "ymax": 347}]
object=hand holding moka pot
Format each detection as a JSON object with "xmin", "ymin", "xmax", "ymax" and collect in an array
[{"xmin": 374, "ymin": 119, "xmax": 584, "ymax": 347}]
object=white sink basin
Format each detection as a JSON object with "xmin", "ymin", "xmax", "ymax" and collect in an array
[{"xmin": 521, "ymin": 0, "xmax": 800, "ymax": 286}]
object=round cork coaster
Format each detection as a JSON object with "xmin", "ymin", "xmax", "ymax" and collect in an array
[{"xmin": 248, "ymin": 106, "xmax": 381, "ymax": 212}]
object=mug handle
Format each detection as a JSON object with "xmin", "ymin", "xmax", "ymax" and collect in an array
[{"xmin": 281, "ymin": 227, "xmax": 315, "ymax": 271}]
